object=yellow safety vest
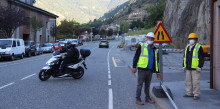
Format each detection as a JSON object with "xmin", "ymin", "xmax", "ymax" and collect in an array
[
  {"xmin": 184, "ymin": 43, "xmax": 202, "ymax": 69},
  {"xmin": 137, "ymin": 43, "xmax": 158, "ymax": 72}
]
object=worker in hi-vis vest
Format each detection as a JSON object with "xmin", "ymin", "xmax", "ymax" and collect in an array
[
  {"xmin": 183, "ymin": 33, "xmax": 204, "ymax": 100},
  {"xmin": 132, "ymin": 32, "xmax": 161, "ymax": 105}
]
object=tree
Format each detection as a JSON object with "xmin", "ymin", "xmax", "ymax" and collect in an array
[
  {"xmin": 0, "ymin": 6, "xmax": 29, "ymax": 38},
  {"xmin": 107, "ymin": 28, "xmax": 113, "ymax": 36},
  {"xmin": 99, "ymin": 29, "xmax": 106, "ymax": 36},
  {"xmin": 50, "ymin": 25, "xmax": 57, "ymax": 39},
  {"xmin": 57, "ymin": 19, "xmax": 80, "ymax": 39},
  {"xmin": 144, "ymin": 0, "xmax": 166, "ymax": 29},
  {"xmin": 30, "ymin": 16, "xmax": 44, "ymax": 42},
  {"xmin": 130, "ymin": 19, "xmax": 144, "ymax": 29},
  {"xmin": 120, "ymin": 21, "xmax": 130, "ymax": 34}
]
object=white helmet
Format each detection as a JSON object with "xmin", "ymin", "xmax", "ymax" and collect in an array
[{"xmin": 146, "ymin": 32, "xmax": 155, "ymax": 39}]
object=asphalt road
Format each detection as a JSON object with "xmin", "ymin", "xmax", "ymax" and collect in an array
[{"xmin": 0, "ymin": 41, "xmax": 156, "ymax": 109}]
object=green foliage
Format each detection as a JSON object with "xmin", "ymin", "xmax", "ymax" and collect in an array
[
  {"xmin": 127, "ymin": 27, "xmax": 155, "ymax": 36},
  {"xmin": 30, "ymin": 16, "xmax": 44, "ymax": 32},
  {"xmin": 130, "ymin": 19, "xmax": 144, "ymax": 29},
  {"xmin": 120, "ymin": 21, "xmax": 130, "ymax": 34},
  {"xmin": 144, "ymin": 0, "xmax": 166, "ymax": 29},
  {"xmin": 99, "ymin": 29, "xmax": 106, "ymax": 36},
  {"xmin": 57, "ymin": 19, "xmax": 81, "ymax": 39}
]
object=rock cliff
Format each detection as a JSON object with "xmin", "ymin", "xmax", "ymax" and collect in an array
[{"xmin": 163, "ymin": 0, "xmax": 210, "ymax": 48}]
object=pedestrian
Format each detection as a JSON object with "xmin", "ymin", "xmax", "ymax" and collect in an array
[
  {"xmin": 132, "ymin": 32, "xmax": 161, "ymax": 105},
  {"xmin": 183, "ymin": 33, "xmax": 204, "ymax": 100}
]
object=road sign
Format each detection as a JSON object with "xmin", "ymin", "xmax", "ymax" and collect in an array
[{"xmin": 154, "ymin": 23, "xmax": 172, "ymax": 43}]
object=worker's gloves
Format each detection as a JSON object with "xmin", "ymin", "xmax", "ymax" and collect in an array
[
  {"xmin": 197, "ymin": 68, "xmax": 202, "ymax": 72},
  {"xmin": 182, "ymin": 67, "xmax": 186, "ymax": 71}
]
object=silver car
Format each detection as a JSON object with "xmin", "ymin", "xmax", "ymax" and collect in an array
[{"xmin": 41, "ymin": 43, "xmax": 54, "ymax": 53}]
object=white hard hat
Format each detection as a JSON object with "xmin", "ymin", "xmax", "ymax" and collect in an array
[{"xmin": 146, "ymin": 32, "xmax": 155, "ymax": 39}]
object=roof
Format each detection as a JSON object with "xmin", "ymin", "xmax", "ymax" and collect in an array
[{"xmin": 9, "ymin": 0, "xmax": 58, "ymax": 18}]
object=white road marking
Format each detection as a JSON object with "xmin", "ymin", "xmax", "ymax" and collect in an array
[
  {"xmin": 0, "ymin": 65, "xmax": 8, "ymax": 68},
  {"xmin": 107, "ymin": 46, "xmax": 114, "ymax": 109},
  {"xmin": 21, "ymin": 73, "xmax": 36, "ymax": 80},
  {"xmin": 0, "ymin": 82, "xmax": 15, "ymax": 90},
  {"xmin": 108, "ymin": 74, "xmax": 111, "ymax": 79},
  {"xmin": 109, "ymin": 88, "xmax": 113, "ymax": 109},
  {"xmin": 108, "ymin": 80, "xmax": 111, "ymax": 85}
]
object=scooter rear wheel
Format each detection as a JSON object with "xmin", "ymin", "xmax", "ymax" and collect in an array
[
  {"xmin": 39, "ymin": 69, "xmax": 51, "ymax": 81},
  {"xmin": 72, "ymin": 67, "xmax": 84, "ymax": 79}
]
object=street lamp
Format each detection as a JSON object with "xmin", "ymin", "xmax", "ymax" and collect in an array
[{"xmin": 90, "ymin": 27, "xmax": 95, "ymax": 42}]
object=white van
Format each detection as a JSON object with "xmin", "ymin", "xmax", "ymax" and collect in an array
[
  {"xmin": 70, "ymin": 39, "xmax": 78, "ymax": 47},
  {"xmin": 0, "ymin": 38, "xmax": 25, "ymax": 61}
]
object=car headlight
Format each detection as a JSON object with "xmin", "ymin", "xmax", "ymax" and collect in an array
[{"xmin": 5, "ymin": 51, "xmax": 11, "ymax": 55}]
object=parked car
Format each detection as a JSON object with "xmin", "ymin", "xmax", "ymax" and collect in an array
[
  {"xmin": 99, "ymin": 40, "xmax": 109, "ymax": 48},
  {"xmin": 24, "ymin": 41, "xmax": 37, "ymax": 57},
  {"xmin": 53, "ymin": 43, "xmax": 62, "ymax": 51},
  {"xmin": 70, "ymin": 39, "xmax": 78, "ymax": 47},
  {"xmin": 35, "ymin": 43, "xmax": 43, "ymax": 55},
  {"xmin": 41, "ymin": 43, "xmax": 54, "ymax": 53},
  {"xmin": 78, "ymin": 39, "xmax": 83, "ymax": 46},
  {"xmin": 0, "ymin": 38, "xmax": 25, "ymax": 61}
]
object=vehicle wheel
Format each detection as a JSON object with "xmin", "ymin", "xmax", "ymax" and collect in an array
[
  {"xmin": 107, "ymin": 46, "xmax": 109, "ymax": 48},
  {"xmin": 34, "ymin": 51, "xmax": 37, "ymax": 56},
  {"xmin": 99, "ymin": 46, "xmax": 101, "ymax": 48},
  {"xmin": 20, "ymin": 53, "xmax": 24, "ymax": 59},
  {"xmin": 27, "ymin": 52, "xmax": 31, "ymax": 57},
  {"xmin": 10, "ymin": 55, "xmax": 14, "ymax": 61},
  {"xmin": 39, "ymin": 69, "xmax": 51, "ymax": 81},
  {"xmin": 72, "ymin": 67, "xmax": 84, "ymax": 79}
]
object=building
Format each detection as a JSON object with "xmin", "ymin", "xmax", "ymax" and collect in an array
[
  {"xmin": 0, "ymin": 0, "xmax": 58, "ymax": 43},
  {"xmin": 127, "ymin": 10, "xmax": 148, "ymax": 24},
  {"xmin": 213, "ymin": 0, "xmax": 220, "ymax": 90}
]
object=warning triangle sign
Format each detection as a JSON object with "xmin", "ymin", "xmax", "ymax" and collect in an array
[{"xmin": 154, "ymin": 23, "xmax": 172, "ymax": 43}]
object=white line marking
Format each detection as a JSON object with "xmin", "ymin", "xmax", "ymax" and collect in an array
[
  {"xmin": 21, "ymin": 73, "xmax": 36, "ymax": 80},
  {"xmin": 0, "ymin": 82, "xmax": 15, "ymax": 90},
  {"xmin": 109, "ymin": 89, "xmax": 113, "ymax": 109},
  {"xmin": 108, "ymin": 74, "xmax": 111, "ymax": 79},
  {"xmin": 108, "ymin": 71, "xmax": 111, "ymax": 74},
  {"xmin": 108, "ymin": 80, "xmax": 111, "ymax": 85}
]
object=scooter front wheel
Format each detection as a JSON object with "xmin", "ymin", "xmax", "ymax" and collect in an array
[
  {"xmin": 39, "ymin": 69, "xmax": 51, "ymax": 81},
  {"xmin": 72, "ymin": 67, "xmax": 84, "ymax": 79}
]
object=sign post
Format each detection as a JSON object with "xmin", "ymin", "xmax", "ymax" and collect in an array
[
  {"xmin": 153, "ymin": 22, "xmax": 174, "ymax": 99},
  {"xmin": 154, "ymin": 22, "xmax": 172, "ymax": 83}
]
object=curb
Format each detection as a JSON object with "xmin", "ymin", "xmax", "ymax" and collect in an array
[{"xmin": 150, "ymin": 89, "xmax": 169, "ymax": 109}]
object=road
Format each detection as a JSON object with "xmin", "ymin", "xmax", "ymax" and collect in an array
[{"xmin": 0, "ymin": 41, "xmax": 156, "ymax": 109}]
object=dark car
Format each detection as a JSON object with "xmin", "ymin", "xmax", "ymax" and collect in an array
[
  {"xmin": 24, "ymin": 41, "xmax": 37, "ymax": 57},
  {"xmin": 99, "ymin": 40, "xmax": 109, "ymax": 48},
  {"xmin": 35, "ymin": 43, "xmax": 43, "ymax": 55},
  {"xmin": 78, "ymin": 39, "xmax": 83, "ymax": 46}
]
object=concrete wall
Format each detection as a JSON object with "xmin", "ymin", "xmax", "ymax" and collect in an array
[{"xmin": 213, "ymin": 0, "xmax": 220, "ymax": 90}]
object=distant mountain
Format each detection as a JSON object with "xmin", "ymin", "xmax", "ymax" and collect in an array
[{"xmin": 34, "ymin": 0, "xmax": 128, "ymax": 24}]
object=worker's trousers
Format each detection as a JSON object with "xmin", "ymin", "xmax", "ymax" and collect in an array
[
  {"xmin": 185, "ymin": 70, "xmax": 200, "ymax": 97},
  {"xmin": 136, "ymin": 69, "xmax": 153, "ymax": 99}
]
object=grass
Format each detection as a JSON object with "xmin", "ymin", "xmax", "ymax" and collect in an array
[{"xmin": 126, "ymin": 27, "xmax": 156, "ymax": 36}]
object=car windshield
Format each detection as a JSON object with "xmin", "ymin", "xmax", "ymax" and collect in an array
[
  {"xmin": 53, "ymin": 43, "xmax": 58, "ymax": 46},
  {"xmin": 0, "ymin": 40, "xmax": 12, "ymax": 47},
  {"xmin": 43, "ymin": 43, "xmax": 52, "ymax": 47},
  {"xmin": 101, "ymin": 41, "xmax": 107, "ymax": 43},
  {"xmin": 24, "ymin": 41, "xmax": 31, "ymax": 46},
  {"xmin": 59, "ymin": 41, "xmax": 65, "ymax": 44}
]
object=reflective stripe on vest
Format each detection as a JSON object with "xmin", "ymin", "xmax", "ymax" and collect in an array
[
  {"xmin": 137, "ymin": 43, "xmax": 159, "ymax": 72},
  {"xmin": 184, "ymin": 43, "xmax": 201, "ymax": 68}
]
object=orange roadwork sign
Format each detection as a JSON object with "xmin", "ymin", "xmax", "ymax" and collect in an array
[{"xmin": 154, "ymin": 23, "xmax": 172, "ymax": 43}]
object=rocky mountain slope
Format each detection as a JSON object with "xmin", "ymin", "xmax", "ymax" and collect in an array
[
  {"xmin": 163, "ymin": 0, "xmax": 210, "ymax": 48},
  {"xmin": 34, "ymin": 0, "xmax": 128, "ymax": 23}
]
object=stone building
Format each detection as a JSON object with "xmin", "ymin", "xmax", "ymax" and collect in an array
[
  {"xmin": 0, "ymin": 0, "xmax": 58, "ymax": 43},
  {"xmin": 127, "ymin": 10, "xmax": 147, "ymax": 24}
]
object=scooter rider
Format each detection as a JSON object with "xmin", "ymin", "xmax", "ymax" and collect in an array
[{"xmin": 58, "ymin": 43, "xmax": 79, "ymax": 75}]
